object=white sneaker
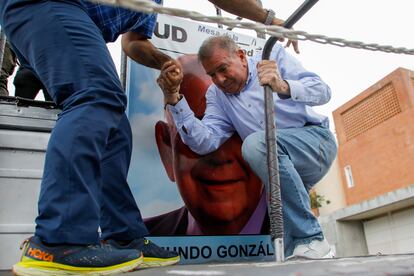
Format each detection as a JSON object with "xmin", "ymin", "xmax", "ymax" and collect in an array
[{"xmin": 288, "ymin": 239, "xmax": 335, "ymax": 259}]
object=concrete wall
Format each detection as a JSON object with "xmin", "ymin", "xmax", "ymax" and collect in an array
[
  {"xmin": 314, "ymin": 157, "xmax": 347, "ymax": 216},
  {"xmin": 320, "ymin": 217, "xmax": 368, "ymax": 257},
  {"xmin": 319, "ymin": 185, "xmax": 414, "ymax": 257}
]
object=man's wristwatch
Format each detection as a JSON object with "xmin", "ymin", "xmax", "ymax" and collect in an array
[{"xmin": 264, "ymin": 9, "xmax": 275, "ymax": 25}]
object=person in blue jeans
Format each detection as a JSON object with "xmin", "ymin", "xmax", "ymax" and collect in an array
[
  {"xmin": 0, "ymin": 0, "xmax": 299, "ymax": 275},
  {"xmin": 2, "ymin": 1, "xmax": 181, "ymax": 275},
  {"xmin": 158, "ymin": 35, "xmax": 337, "ymax": 259}
]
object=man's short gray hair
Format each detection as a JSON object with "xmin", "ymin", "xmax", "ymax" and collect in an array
[{"xmin": 198, "ymin": 35, "xmax": 239, "ymax": 62}]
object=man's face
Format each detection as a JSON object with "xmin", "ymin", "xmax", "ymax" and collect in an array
[
  {"xmin": 201, "ymin": 47, "xmax": 248, "ymax": 94},
  {"xmin": 156, "ymin": 55, "xmax": 262, "ymax": 234}
]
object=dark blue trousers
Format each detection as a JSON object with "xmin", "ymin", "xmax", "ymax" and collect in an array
[{"xmin": 0, "ymin": 0, "xmax": 148, "ymax": 244}]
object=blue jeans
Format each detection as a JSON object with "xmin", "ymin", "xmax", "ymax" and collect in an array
[
  {"xmin": 241, "ymin": 125, "xmax": 337, "ymax": 256},
  {"xmin": 0, "ymin": 0, "xmax": 148, "ymax": 244}
]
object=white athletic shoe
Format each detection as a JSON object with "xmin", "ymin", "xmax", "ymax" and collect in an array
[{"xmin": 288, "ymin": 238, "xmax": 335, "ymax": 260}]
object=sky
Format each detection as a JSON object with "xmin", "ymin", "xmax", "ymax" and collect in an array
[{"xmin": 105, "ymin": 0, "xmax": 414, "ymax": 134}]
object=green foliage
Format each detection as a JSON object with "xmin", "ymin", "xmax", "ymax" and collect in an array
[{"xmin": 310, "ymin": 191, "xmax": 330, "ymax": 209}]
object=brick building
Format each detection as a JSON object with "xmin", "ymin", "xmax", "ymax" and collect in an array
[
  {"xmin": 334, "ymin": 67, "xmax": 414, "ymax": 205},
  {"xmin": 315, "ymin": 68, "xmax": 414, "ymax": 257}
]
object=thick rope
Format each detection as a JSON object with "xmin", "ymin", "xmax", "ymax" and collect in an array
[{"xmin": 90, "ymin": 0, "xmax": 414, "ymax": 55}]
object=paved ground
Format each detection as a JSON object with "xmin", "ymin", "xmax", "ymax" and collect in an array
[{"xmin": 2, "ymin": 254, "xmax": 414, "ymax": 276}]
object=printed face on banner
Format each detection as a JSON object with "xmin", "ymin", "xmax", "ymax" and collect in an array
[{"xmin": 127, "ymin": 15, "xmax": 269, "ymax": 242}]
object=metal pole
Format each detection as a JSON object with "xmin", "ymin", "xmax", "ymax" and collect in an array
[
  {"xmin": 0, "ymin": 29, "xmax": 7, "ymax": 73},
  {"xmin": 261, "ymin": 0, "xmax": 319, "ymax": 263}
]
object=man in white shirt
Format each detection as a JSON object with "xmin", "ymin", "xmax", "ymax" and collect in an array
[
  {"xmin": 146, "ymin": 55, "xmax": 266, "ymax": 236},
  {"xmin": 157, "ymin": 35, "xmax": 337, "ymax": 259}
]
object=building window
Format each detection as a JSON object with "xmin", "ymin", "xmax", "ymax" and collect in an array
[{"xmin": 344, "ymin": 165, "xmax": 354, "ymax": 188}]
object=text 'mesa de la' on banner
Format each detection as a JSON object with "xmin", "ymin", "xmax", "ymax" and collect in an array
[{"xmin": 126, "ymin": 14, "xmax": 274, "ymax": 264}]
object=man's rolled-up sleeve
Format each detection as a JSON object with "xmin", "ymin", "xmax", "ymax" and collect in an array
[{"xmin": 167, "ymin": 95, "xmax": 234, "ymax": 155}]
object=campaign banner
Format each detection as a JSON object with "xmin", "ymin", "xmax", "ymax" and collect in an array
[{"xmin": 126, "ymin": 14, "xmax": 274, "ymax": 264}]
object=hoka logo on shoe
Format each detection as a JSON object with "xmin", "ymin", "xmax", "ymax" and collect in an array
[{"xmin": 27, "ymin": 247, "xmax": 54, "ymax": 262}]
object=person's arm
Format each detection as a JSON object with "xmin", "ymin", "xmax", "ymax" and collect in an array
[
  {"xmin": 208, "ymin": 0, "xmax": 284, "ymax": 26},
  {"xmin": 208, "ymin": 0, "xmax": 299, "ymax": 53},
  {"xmin": 169, "ymin": 91, "xmax": 235, "ymax": 155},
  {"xmin": 121, "ymin": 31, "xmax": 173, "ymax": 70},
  {"xmin": 271, "ymin": 45, "xmax": 331, "ymax": 106},
  {"xmin": 158, "ymin": 63, "xmax": 234, "ymax": 155}
]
